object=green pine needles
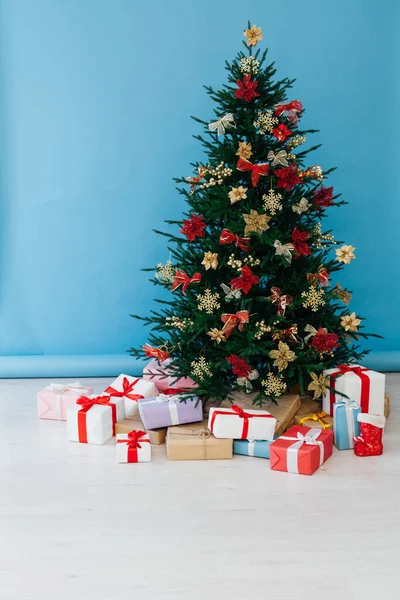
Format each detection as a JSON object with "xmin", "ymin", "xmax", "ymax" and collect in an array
[{"xmin": 130, "ymin": 23, "xmax": 379, "ymax": 406}]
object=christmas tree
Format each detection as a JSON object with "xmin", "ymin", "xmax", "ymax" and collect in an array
[{"xmin": 130, "ymin": 23, "xmax": 377, "ymax": 405}]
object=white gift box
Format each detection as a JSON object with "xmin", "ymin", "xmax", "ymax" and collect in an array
[
  {"xmin": 105, "ymin": 374, "xmax": 158, "ymax": 419},
  {"xmin": 67, "ymin": 395, "xmax": 125, "ymax": 445},
  {"xmin": 208, "ymin": 406, "xmax": 276, "ymax": 441},
  {"xmin": 323, "ymin": 365, "xmax": 385, "ymax": 416},
  {"xmin": 116, "ymin": 432, "xmax": 151, "ymax": 463}
]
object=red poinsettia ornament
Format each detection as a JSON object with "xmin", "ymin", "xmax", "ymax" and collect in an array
[
  {"xmin": 226, "ymin": 354, "xmax": 252, "ymax": 378},
  {"xmin": 235, "ymin": 74, "xmax": 260, "ymax": 103},
  {"xmin": 313, "ymin": 186, "xmax": 334, "ymax": 209},
  {"xmin": 292, "ymin": 227, "xmax": 311, "ymax": 257},
  {"xmin": 272, "ymin": 123, "xmax": 292, "ymax": 141},
  {"xmin": 180, "ymin": 214, "xmax": 206, "ymax": 242},
  {"xmin": 275, "ymin": 164, "xmax": 302, "ymax": 191},
  {"xmin": 229, "ymin": 265, "xmax": 260, "ymax": 295},
  {"xmin": 310, "ymin": 329, "xmax": 340, "ymax": 354}
]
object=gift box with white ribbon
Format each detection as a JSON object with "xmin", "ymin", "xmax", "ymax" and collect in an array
[
  {"xmin": 269, "ymin": 425, "xmax": 333, "ymax": 475},
  {"xmin": 138, "ymin": 392, "xmax": 203, "ymax": 430},
  {"xmin": 37, "ymin": 381, "xmax": 93, "ymax": 421},
  {"xmin": 333, "ymin": 400, "xmax": 361, "ymax": 450}
]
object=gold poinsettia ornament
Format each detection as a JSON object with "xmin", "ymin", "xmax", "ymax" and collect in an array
[
  {"xmin": 229, "ymin": 186, "xmax": 247, "ymax": 204},
  {"xmin": 243, "ymin": 209, "xmax": 271, "ymax": 235},
  {"xmin": 307, "ymin": 372, "xmax": 330, "ymax": 399},
  {"xmin": 244, "ymin": 24, "xmax": 263, "ymax": 47},
  {"xmin": 202, "ymin": 251, "xmax": 219, "ymax": 270},
  {"xmin": 207, "ymin": 328, "xmax": 226, "ymax": 344},
  {"xmin": 336, "ymin": 244, "xmax": 356, "ymax": 264},
  {"xmin": 341, "ymin": 312, "xmax": 361, "ymax": 332},
  {"xmin": 269, "ymin": 341, "xmax": 297, "ymax": 372},
  {"xmin": 236, "ymin": 141, "xmax": 253, "ymax": 160}
]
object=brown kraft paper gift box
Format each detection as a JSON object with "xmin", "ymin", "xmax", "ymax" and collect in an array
[
  {"xmin": 294, "ymin": 395, "xmax": 333, "ymax": 430},
  {"xmin": 219, "ymin": 392, "xmax": 301, "ymax": 437},
  {"xmin": 166, "ymin": 420, "xmax": 233, "ymax": 461},
  {"xmin": 115, "ymin": 418, "xmax": 167, "ymax": 445}
]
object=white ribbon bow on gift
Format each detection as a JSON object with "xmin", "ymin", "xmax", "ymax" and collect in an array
[
  {"xmin": 208, "ymin": 113, "xmax": 236, "ymax": 136},
  {"xmin": 46, "ymin": 381, "xmax": 86, "ymax": 420},
  {"xmin": 155, "ymin": 394, "xmax": 180, "ymax": 425},
  {"xmin": 334, "ymin": 399, "xmax": 360, "ymax": 449},
  {"xmin": 279, "ymin": 428, "xmax": 324, "ymax": 474}
]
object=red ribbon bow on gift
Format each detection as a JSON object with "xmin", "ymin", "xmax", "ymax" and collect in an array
[
  {"xmin": 219, "ymin": 229, "xmax": 251, "ymax": 253},
  {"xmin": 171, "ymin": 270, "xmax": 202, "ymax": 295},
  {"xmin": 210, "ymin": 404, "xmax": 274, "ymax": 439},
  {"xmin": 329, "ymin": 364, "xmax": 370, "ymax": 416},
  {"xmin": 142, "ymin": 344, "xmax": 170, "ymax": 363},
  {"xmin": 306, "ymin": 266, "xmax": 330, "ymax": 287},
  {"xmin": 274, "ymin": 100, "xmax": 303, "ymax": 125},
  {"xmin": 236, "ymin": 158, "xmax": 270, "ymax": 187},
  {"xmin": 220, "ymin": 311, "xmax": 250, "ymax": 339},
  {"xmin": 105, "ymin": 377, "xmax": 144, "ymax": 402},
  {"xmin": 76, "ymin": 395, "xmax": 117, "ymax": 442},
  {"xmin": 117, "ymin": 430, "xmax": 150, "ymax": 463},
  {"xmin": 269, "ymin": 286, "xmax": 293, "ymax": 316}
]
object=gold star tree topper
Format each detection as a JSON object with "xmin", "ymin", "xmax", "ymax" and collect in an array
[{"xmin": 243, "ymin": 210, "xmax": 271, "ymax": 235}]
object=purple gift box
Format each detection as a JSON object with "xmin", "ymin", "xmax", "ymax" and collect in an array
[{"xmin": 138, "ymin": 393, "xmax": 203, "ymax": 429}]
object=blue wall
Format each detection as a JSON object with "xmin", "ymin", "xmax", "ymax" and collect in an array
[{"xmin": 0, "ymin": 0, "xmax": 397, "ymax": 376}]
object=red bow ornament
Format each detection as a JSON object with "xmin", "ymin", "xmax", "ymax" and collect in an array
[
  {"xmin": 219, "ymin": 228, "xmax": 251, "ymax": 253},
  {"xmin": 117, "ymin": 430, "xmax": 150, "ymax": 463},
  {"xmin": 269, "ymin": 286, "xmax": 293, "ymax": 316},
  {"xmin": 274, "ymin": 99, "xmax": 303, "ymax": 125},
  {"xmin": 171, "ymin": 270, "xmax": 202, "ymax": 295},
  {"xmin": 306, "ymin": 266, "xmax": 330, "ymax": 287},
  {"xmin": 76, "ymin": 395, "xmax": 117, "ymax": 442},
  {"xmin": 236, "ymin": 158, "xmax": 269, "ymax": 187},
  {"xmin": 142, "ymin": 344, "xmax": 170, "ymax": 363},
  {"xmin": 221, "ymin": 310, "xmax": 250, "ymax": 339}
]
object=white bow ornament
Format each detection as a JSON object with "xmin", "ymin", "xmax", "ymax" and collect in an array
[{"xmin": 208, "ymin": 113, "xmax": 236, "ymax": 136}]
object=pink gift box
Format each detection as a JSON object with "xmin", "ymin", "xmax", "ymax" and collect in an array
[
  {"xmin": 37, "ymin": 381, "xmax": 94, "ymax": 421},
  {"xmin": 143, "ymin": 359, "xmax": 197, "ymax": 392}
]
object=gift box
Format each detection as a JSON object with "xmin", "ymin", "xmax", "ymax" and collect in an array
[
  {"xmin": 167, "ymin": 421, "xmax": 232, "ymax": 461},
  {"xmin": 220, "ymin": 392, "xmax": 300, "ymax": 436},
  {"xmin": 143, "ymin": 358, "xmax": 197, "ymax": 392},
  {"xmin": 115, "ymin": 418, "xmax": 167, "ymax": 445},
  {"xmin": 233, "ymin": 438, "xmax": 277, "ymax": 459},
  {"xmin": 104, "ymin": 375, "xmax": 158, "ymax": 419},
  {"xmin": 138, "ymin": 392, "xmax": 203, "ymax": 430},
  {"xmin": 333, "ymin": 400, "xmax": 361, "ymax": 450},
  {"xmin": 67, "ymin": 395, "xmax": 125, "ymax": 445},
  {"xmin": 208, "ymin": 405, "xmax": 276, "ymax": 441},
  {"xmin": 37, "ymin": 381, "xmax": 94, "ymax": 420},
  {"xmin": 294, "ymin": 397, "xmax": 333, "ymax": 430},
  {"xmin": 116, "ymin": 430, "xmax": 151, "ymax": 463},
  {"xmin": 270, "ymin": 425, "xmax": 333, "ymax": 475},
  {"xmin": 323, "ymin": 364, "xmax": 385, "ymax": 416}
]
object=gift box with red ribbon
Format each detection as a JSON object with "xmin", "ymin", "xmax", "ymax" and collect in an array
[
  {"xmin": 322, "ymin": 364, "xmax": 385, "ymax": 416},
  {"xmin": 104, "ymin": 375, "xmax": 158, "ymax": 419},
  {"xmin": 208, "ymin": 405, "xmax": 276, "ymax": 441},
  {"xmin": 67, "ymin": 395, "xmax": 125, "ymax": 445},
  {"xmin": 116, "ymin": 430, "xmax": 151, "ymax": 463},
  {"xmin": 143, "ymin": 359, "xmax": 197, "ymax": 392},
  {"xmin": 269, "ymin": 425, "xmax": 333, "ymax": 475}
]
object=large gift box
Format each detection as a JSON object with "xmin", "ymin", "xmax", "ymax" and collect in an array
[
  {"xmin": 233, "ymin": 438, "xmax": 277, "ymax": 459},
  {"xmin": 208, "ymin": 406, "xmax": 276, "ymax": 441},
  {"xmin": 116, "ymin": 430, "xmax": 151, "ymax": 463},
  {"xmin": 333, "ymin": 400, "xmax": 361, "ymax": 450},
  {"xmin": 138, "ymin": 392, "xmax": 203, "ymax": 430},
  {"xmin": 67, "ymin": 395, "xmax": 125, "ymax": 445},
  {"xmin": 37, "ymin": 381, "xmax": 94, "ymax": 420},
  {"xmin": 294, "ymin": 396, "xmax": 333, "ymax": 430},
  {"xmin": 166, "ymin": 421, "xmax": 232, "ymax": 461},
  {"xmin": 143, "ymin": 358, "xmax": 197, "ymax": 392},
  {"xmin": 105, "ymin": 375, "xmax": 158, "ymax": 419},
  {"xmin": 115, "ymin": 418, "xmax": 167, "ymax": 445},
  {"xmin": 220, "ymin": 392, "xmax": 300, "ymax": 436},
  {"xmin": 270, "ymin": 425, "xmax": 333, "ymax": 475},
  {"xmin": 323, "ymin": 364, "xmax": 385, "ymax": 416}
]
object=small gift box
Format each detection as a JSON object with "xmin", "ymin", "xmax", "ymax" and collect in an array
[
  {"xmin": 105, "ymin": 375, "xmax": 158, "ymax": 419},
  {"xmin": 115, "ymin": 418, "xmax": 167, "ymax": 445},
  {"xmin": 167, "ymin": 421, "xmax": 232, "ymax": 461},
  {"xmin": 208, "ymin": 405, "xmax": 276, "ymax": 441},
  {"xmin": 37, "ymin": 381, "xmax": 94, "ymax": 420},
  {"xmin": 270, "ymin": 425, "xmax": 333, "ymax": 475},
  {"xmin": 67, "ymin": 395, "xmax": 125, "ymax": 445},
  {"xmin": 138, "ymin": 392, "xmax": 203, "ymax": 430},
  {"xmin": 233, "ymin": 439, "xmax": 277, "ymax": 459},
  {"xmin": 116, "ymin": 430, "xmax": 151, "ymax": 463},
  {"xmin": 333, "ymin": 399, "xmax": 361, "ymax": 450},
  {"xmin": 143, "ymin": 359, "xmax": 197, "ymax": 392},
  {"xmin": 323, "ymin": 364, "xmax": 385, "ymax": 416}
]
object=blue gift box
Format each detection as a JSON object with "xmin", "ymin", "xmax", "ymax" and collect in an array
[
  {"xmin": 233, "ymin": 438, "xmax": 277, "ymax": 459},
  {"xmin": 333, "ymin": 401, "xmax": 361, "ymax": 450}
]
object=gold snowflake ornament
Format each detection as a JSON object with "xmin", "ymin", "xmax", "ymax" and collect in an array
[
  {"xmin": 336, "ymin": 245, "xmax": 356, "ymax": 264},
  {"xmin": 307, "ymin": 372, "xmax": 330, "ymax": 399},
  {"xmin": 263, "ymin": 189, "xmax": 283, "ymax": 215},
  {"xmin": 156, "ymin": 260, "xmax": 175, "ymax": 283},
  {"xmin": 269, "ymin": 341, "xmax": 297, "ymax": 372},
  {"xmin": 191, "ymin": 357, "xmax": 212, "ymax": 381},
  {"xmin": 202, "ymin": 251, "xmax": 219, "ymax": 270},
  {"xmin": 253, "ymin": 110, "xmax": 278, "ymax": 135},
  {"xmin": 301, "ymin": 287, "xmax": 326, "ymax": 312},
  {"xmin": 197, "ymin": 289, "xmax": 221, "ymax": 314},
  {"xmin": 341, "ymin": 312, "xmax": 361, "ymax": 332},
  {"xmin": 243, "ymin": 210, "xmax": 271, "ymax": 235},
  {"xmin": 261, "ymin": 373, "xmax": 287, "ymax": 396}
]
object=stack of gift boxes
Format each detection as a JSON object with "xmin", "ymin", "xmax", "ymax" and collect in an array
[{"xmin": 36, "ymin": 359, "xmax": 390, "ymax": 474}]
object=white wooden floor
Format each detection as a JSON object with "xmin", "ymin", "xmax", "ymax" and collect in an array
[{"xmin": 1, "ymin": 375, "xmax": 399, "ymax": 599}]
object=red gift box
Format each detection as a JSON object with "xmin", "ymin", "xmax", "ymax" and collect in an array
[{"xmin": 269, "ymin": 425, "xmax": 333, "ymax": 476}]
